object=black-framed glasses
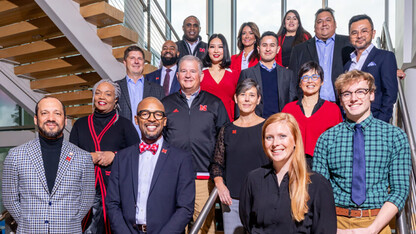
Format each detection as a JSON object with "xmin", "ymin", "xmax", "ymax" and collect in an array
[
  {"xmin": 340, "ymin": 88, "xmax": 370, "ymax": 100},
  {"xmin": 137, "ymin": 110, "xmax": 165, "ymax": 120},
  {"xmin": 301, "ymin": 74, "xmax": 320, "ymax": 82}
]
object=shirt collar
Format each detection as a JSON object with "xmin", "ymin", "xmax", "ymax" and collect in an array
[
  {"xmin": 163, "ymin": 64, "xmax": 177, "ymax": 72},
  {"xmin": 126, "ymin": 75, "xmax": 144, "ymax": 84},
  {"xmin": 350, "ymin": 43, "xmax": 375, "ymax": 60},
  {"xmin": 315, "ymin": 33, "xmax": 336, "ymax": 43},
  {"xmin": 259, "ymin": 61, "xmax": 277, "ymax": 72},
  {"xmin": 180, "ymin": 88, "xmax": 200, "ymax": 99},
  {"xmin": 345, "ymin": 114, "xmax": 374, "ymax": 131}
]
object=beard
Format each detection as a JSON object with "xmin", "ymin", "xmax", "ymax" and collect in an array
[
  {"xmin": 161, "ymin": 54, "xmax": 178, "ymax": 66},
  {"xmin": 38, "ymin": 121, "xmax": 64, "ymax": 139}
]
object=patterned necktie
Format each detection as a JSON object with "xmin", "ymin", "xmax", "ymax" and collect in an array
[
  {"xmin": 351, "ymin": 124, "xmax": 366, "ymax": 206},
  {"xmin": 139, "ymin": 142, "xmax": 159, "ymax": 155},
  {"xmin": 163, "ymin": 68, "xmax": 171, "ymax": 96}
]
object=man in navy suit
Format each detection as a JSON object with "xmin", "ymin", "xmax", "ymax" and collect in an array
[
  {"xmin": 106, "ymin": 97, "xmax": 195, "ymax": 234},
  {"xmin": 344, "ymin": 15, "xmax": 398, "ymax": 122},
  {"xmin": 116, "ymin": 46, "xmax": 164, "ymax": 135},
  {"xmin": 146, "ymin": 40, "xmax": 181, "ymax": 96}
]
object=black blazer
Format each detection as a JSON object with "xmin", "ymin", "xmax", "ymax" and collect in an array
[
  {"xmin": 238, "ymin": 63, "xmax": 297, "ymax": 117},
  {"xmin": 145, "ymin": 68, "xmax": 181, "ymax": 95},
  {"xmin": 116, "ymin": 77, "xmax": 164, "ymax": 121},
  {"xmin": 289, "ymin": 34, "xmax": 354, "ymax": 99},
  {"xmin": 106, "ymin": 141, "xmax": 195, "ymax": 234},
  {"xmin": 344, "ymin": 47, "xmax": 398, "ymax": 122}
]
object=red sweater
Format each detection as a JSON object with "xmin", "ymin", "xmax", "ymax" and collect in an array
[{"xmin": 282, "ymin": 100, "xmax": 342, "ymax": 156}]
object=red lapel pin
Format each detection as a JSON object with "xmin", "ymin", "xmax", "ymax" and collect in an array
[
  {"xmin": 162, "ymin": 149, "xmax": 167, "ymax": 154},
  {"xmin": 156, "ymin": 77, "xmax": 160, "ymax": 80},
  {"xmin": 232, "ymin": 130, "xmax": 237, "ymax": 134},
  {"xmin": 66, "ymin": 156, "xmax": 71, "ymax": 161}
]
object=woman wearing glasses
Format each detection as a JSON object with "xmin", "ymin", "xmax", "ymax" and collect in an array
[
  {"xmin": 282, "ymin": 61, "xmax": 342, "ymax": 168},
  {"xmin": 70, "ymin": 79, "xmax": 139, "ymax": 234}
]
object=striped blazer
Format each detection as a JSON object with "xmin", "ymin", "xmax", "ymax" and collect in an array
[{"xmin": 2, "ymin": 138, "xmax": 95, "ymax": 233}]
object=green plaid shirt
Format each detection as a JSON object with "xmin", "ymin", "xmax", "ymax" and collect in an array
[{"xmin": 313, "ymin": 115, "xmax": 411, "ymax": 210}]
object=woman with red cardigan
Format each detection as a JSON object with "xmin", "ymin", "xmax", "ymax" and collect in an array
[
  {"xmin": 202, "ymin": 33, "xmax": 238, "ymax": 121},
  {"xmin": 282, "ymin": 61, "xmax": 342, "ymax": 168},
  {"xmin": 276, "ymin": 10, "xmax": 311, "ymax": 68},
  {"xmin": 230, "ymin": 22, "xmax": 260, "ymax": 77}
]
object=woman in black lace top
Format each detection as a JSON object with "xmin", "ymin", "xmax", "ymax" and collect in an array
[{"xmin": 210, "ymin": 78, "xmax": 269, "ymax": 234}]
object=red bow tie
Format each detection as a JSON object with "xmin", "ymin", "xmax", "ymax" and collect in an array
[{"xmin": 139, "ymin": 142, "xmax": 159, "ymax": 155}]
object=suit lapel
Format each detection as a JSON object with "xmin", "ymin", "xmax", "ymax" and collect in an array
[
  {"xmin": 132, "ymin": 145, "xmax": 139, "ymax": 203},
  {"xmin": 143, "ymin": 80, "xmax": 151, "ymax": 98},
  {"xmin": 276, "ymin": 67, "xmax": 285, "ymax": 111},
  {"xmin": 307, "ymin": 38, "xmax": 319, "ymax": 62},
  {"xmin": 51, "ymin": 141, "xmax": 73, "ymax": 196},
  {"xmin": 332, "ymin": 35, "xmax": 343, "ymax": 83},
  {"xmin": 29, "ymin": 139, "xmax": 49, "ymax": 193},
  {"xmin": 148, "ymin": 142, "xmax": 169, "ymax": 195},
  {"xmin": 253, "ymin": 64, "xmax": 263, "ymax": 91},
  {"xmin": 120, "ymin": 78, "xmax": 132, "ymax": 113},
  {"xmin": 361, "ymin": 47, "xmax": 378, "ymax": 71}
]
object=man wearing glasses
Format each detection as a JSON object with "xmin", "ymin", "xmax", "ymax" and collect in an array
[
  {"xmin": 106, "ymin": 97, "xmax": 195, "ymax": 233},
  {"xmin": 345, "ymin": 14, "xmax": 398, "ymax": 123},
  {"xmin": 162, "ymin": 55, "xmax": 229, "ymax": 233},
  {"xmin": 313, "ymin": 70, "xmax": 411, "ymax": 234}
]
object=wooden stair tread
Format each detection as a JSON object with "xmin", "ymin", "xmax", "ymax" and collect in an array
[
  {"xmin": 15, "ymin": 55, "xmax": 93, "ymax": 79},
  {"xmin": 97, "ymin": 25, "xmax": 138, "ymax": 46},
  {"xmin": 73, "ymin": 0, "xmax": 104, "ymax": 6},
  {"xmin": 0, "ymin": 1, "xmax": 45, "ymax": 27},
  {"xmin": 31, "ymin": 73, "xmax": 101, "ymax": 92},
  {"xmin": 66, "ymin": 104, "xmax": 93, "ymax": 117},
  {"xmin": 0, "ymin": 16, "xmax": 61, "ymax": 48},
  {"xmin": 80, "ymin": 2, "xmax": 124, "ymax": 27},
  {"xmin": 0, "ymin": 37, "xmax": 76, "ymax": 64},
  {"xmin": 49, "ymin": 90, "xmax": 92, "ymax": 105}
]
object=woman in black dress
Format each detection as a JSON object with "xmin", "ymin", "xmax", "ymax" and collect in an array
[
  {"xmin": 210, "ymin": 78, "xmax": 268, "ymax": 234},
  {"xmin": 70, "ymin": 79, "xmax": 139, "ymax": 234},
  {"xmin": 239, "ymin": 112, "xmax": 336, "ymax": 233}
]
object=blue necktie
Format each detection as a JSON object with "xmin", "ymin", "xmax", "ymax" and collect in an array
[{"xmin": 351, "ymin": 124, "xmax": 366, "ymax": 206}]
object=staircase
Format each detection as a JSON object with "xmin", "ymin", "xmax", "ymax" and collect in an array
[{"xmin": 0, "ymin": 0, "xmax": 153, "ymax": 119}]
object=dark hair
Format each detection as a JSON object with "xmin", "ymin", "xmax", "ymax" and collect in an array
[
  {"xmin": 298, "ymin": 61, "xmax": 324, "ymax": 82},
  {"xmin": 35, "ymin": 96, "xmax": 66, "ymax": 117},
  {"xmin": 237, "ymin": 22, "xmax": 260, "ymax": 62},
  {"xmin": 348, "ymin": 14, "xmax": 374, "ymax": 31},
  {"xmin": 203, "ymin": 34, "xmax": 231, "ymax": 69},
  {"xmin": 260, "ymin": 31, "xmax": 279, "ymax": 44},
  {"xmin": 183, "ymin": 15, "xmax": 200, "ymax": 26},
  {"xmin": 277, "ymin": 10, "xmax": 311, "ymax": 47},
  {"xmin": 315, "ymin": 8, "xmax": 336, "ymax": 22},
  {"xmin": 235, "ymin": 78, "xmax": 261, "ymax": 97},
  {"xmin": 124, "ymin": 45, "xmax": 145, "ymax": 61}
]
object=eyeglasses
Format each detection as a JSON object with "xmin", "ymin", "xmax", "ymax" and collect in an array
[
  {"xmin": 340, "ymin": 88, "xmax": 370, "ymax": 100},
  {"xmin": 137, "ymin": 110, "xmax": 165, "ymax": 120},
  {"xmin": 350, "ymin": 29, "xmax": 371, "ymax": 37},
  {"xmin": 301, "ymin": 74, "xmax": 320, "ymax": 82}
]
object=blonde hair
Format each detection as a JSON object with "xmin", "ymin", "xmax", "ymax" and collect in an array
[{"xmin": 262, "ymin": 113, "xmax": 311, "ymax": 222}]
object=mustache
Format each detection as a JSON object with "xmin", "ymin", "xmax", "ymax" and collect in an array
[{"xmin": 44, "ymin": 120, "xmax": 58, "ymax": 125}]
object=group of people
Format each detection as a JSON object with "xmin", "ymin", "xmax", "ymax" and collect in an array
[{"xmin": 1, "ymin": 6, "xmax": 411, "ymax": 234}]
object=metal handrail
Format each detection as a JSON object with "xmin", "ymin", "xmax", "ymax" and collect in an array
[
  {"xmin": 380, "ymin": 21, "xmax": 416, "ymax": 234},
  {"xmin": 189, "ymin": 187, "xmax": 218, "ymax": 234}
]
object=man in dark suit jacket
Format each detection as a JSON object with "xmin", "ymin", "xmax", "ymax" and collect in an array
[
  {"xmin": 106, "ymin": 97, "xmax": 195, "ymax": 234},
  {"xmin": 239, "ymin": 31, "xmax": 297, "ymax": 118},
  {"xmin": 344, "ymin": 15, "xmax": 398, "ymax": 122},
  {"xmin": 176, "ymin": 16, "xmax": 207, "ymax": 60},
  {"xmin": 289, "ymin": 8, "xmax": 354, "ymax": 102},
  {"xmin": 146, "ymin": 40, "xmax": 181, "ymax": 96},
  {"xmin": 116, "ymin": 46, "xmax": 164, "ymax": 134}
]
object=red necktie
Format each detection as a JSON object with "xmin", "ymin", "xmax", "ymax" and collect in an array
[
  {"xmin": 139, "ymin": 142, "xmax": 159, "ymax": 155},
  {"xmin": 163, "ymin": 68, "xmax": 171, "ymax": 96}
]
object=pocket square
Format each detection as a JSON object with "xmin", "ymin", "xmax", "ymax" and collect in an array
[{"xmin": 367, "ymin": 61, "xmax": 377, "ymax": 67}]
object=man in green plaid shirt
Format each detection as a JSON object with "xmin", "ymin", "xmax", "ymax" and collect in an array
[{"xmin": 313, "ymin": 70, "xmax": 411, "ymax": 234}]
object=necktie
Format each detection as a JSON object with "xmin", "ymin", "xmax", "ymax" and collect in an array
[
  {"xmin": 351, "ymin": 124, "xmax": 366, "ymax": 206},
  {"xmin": 139, "ymin": 142, "xmax": 159, "ymax": 155},
  {"xmin": 163, "ymin": 68, "xmax": 171, "ymax": 96}
]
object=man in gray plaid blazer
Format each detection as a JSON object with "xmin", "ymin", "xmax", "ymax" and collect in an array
[
  {"xmin": 116, "ymin": 46, "xmax": 164, "ymax": 135},
  {"xmin": 2, "ymin": 97, "xmax": 95, "ymax": 233}
]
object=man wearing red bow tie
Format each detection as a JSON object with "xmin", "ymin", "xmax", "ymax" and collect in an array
[{"xmin": 106, "ymin": 97, "xmax": 195, "ymax": 233}]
